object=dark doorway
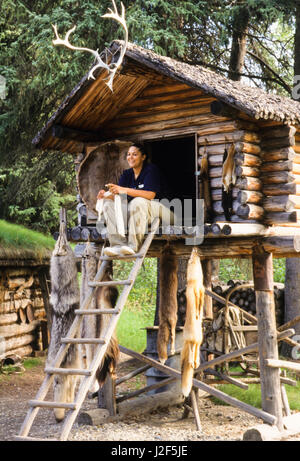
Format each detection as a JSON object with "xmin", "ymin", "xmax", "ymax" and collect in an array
[{"xmin": 146, "ymin": 136, "xmax": 197, "ymax": 221}]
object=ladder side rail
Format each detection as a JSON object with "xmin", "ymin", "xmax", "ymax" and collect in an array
[
  {"xmin": 18, "ymin": 259, "xmax": 110, "ymax": 438},
  {"xmin": 60, "ymin": 218, "xmax": 160, "ymax": 440}
]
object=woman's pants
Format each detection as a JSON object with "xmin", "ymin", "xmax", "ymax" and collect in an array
[{"xmin": 103, "ymin": 197, "xmax": 174, "ymax": 251}]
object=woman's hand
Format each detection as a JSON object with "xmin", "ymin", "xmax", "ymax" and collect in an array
[
  {"xmin": 97, "ymin": 189, "xmax": 106, "ymax": 199},
  {"xmin": 106, "ymin": 183, "xmax": 127, "ymax": 195}
]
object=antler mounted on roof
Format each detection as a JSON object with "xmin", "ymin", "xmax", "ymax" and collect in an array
[{"xmin": 52, "ymin": 0, "xmax": 128, "ymax": 92}]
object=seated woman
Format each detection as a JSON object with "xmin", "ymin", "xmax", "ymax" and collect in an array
[{"xmin": 97, "ymin": 143, "xmax": 174, "ymax": 257}]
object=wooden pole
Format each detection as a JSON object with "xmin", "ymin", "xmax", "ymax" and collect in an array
[{"xmin": 252, "ymin": 248, "xmax": 283, "ymax": 431}]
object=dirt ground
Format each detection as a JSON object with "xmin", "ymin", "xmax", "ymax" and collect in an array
[{"xmin": 0, "ymin": 354, "xmax": 299, "ymax": 442}]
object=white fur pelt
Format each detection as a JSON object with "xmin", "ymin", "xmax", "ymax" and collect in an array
[
  {"xmin": 181, "ymin": 247, "xmax": 205, "ymax": 397},
  {"xmin": 80, "ymin": 243, "xmax": 119, "ymax": 393},
  {"xmin": 47, "ymin": 223, "xmax": 81, "ymax": 422}
]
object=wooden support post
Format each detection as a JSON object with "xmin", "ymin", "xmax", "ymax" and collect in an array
[{"xmin": 252, "ymin": 248, "xmax": 283, "ymax": 431}]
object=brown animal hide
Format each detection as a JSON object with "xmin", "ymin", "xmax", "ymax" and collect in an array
[
  {"xmin": 222, "ymin": 143, "xmax": 236, "ymax": 221},
  {"xmin": 181, "ymin": 247, "xmax": 205, "ymax": 397},
  {"xmin": 157, "ymin": 246, "xmax": 178, "ymax": 364}
]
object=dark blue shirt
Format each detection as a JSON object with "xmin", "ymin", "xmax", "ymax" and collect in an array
[{"xmin": 118, "ymin": 163, "xmax": 169, "ymax": 201}]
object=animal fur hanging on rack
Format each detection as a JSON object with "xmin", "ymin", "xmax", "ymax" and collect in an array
[
  {"xmin": 181, "ymin": 247, "xmax": 205, "ymax": 397},
  {"xmin": 47, "ymin": 220, "xmax": 81, "ymax": 422},
  {"xmin": 221, "ymin": 143, "xmax": 236, "ymax": 221},
  {"xmin": 80, "ymin": 243, "xmax": 119, "ymax": 391},
  {"xmin": 157, "ymin": 246, "xmax": 178, "ymax": 364}
]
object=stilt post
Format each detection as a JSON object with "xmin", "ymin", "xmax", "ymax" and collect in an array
[{"xmin": 252, "ymin": 247, "xmax": 283, "ymax": 431}]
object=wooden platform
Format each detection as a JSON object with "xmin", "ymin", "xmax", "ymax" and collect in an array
[{"xmin": 67, "ymin": 223, "xmax": 300, "ymax": 259}]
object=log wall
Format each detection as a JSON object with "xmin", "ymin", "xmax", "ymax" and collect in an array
[
  {"xmin": 0, "ymin": 266, "xmax": 50, "ymax": 360},
  {"xmin": 197, "ymin": 119, "xmax": 263, "ymax": 223}
]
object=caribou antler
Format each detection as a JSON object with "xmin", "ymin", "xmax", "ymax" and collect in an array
[{"xmin": 52, "ymin": 0, "xmax": 128, "ymax": 92}]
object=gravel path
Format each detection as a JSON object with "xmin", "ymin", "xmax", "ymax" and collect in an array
[{"xmin": 1, "ymin": 355, "xmax": 300, "ymax": 442}]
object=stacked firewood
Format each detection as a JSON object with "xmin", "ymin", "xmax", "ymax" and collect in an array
[
  {"xmin": 0, "ymin": 268, "xmax": 49, "ymax": 359},
  {"xmin": 211, "ymin": 280, "xmax": 285, "ymax": 327},
  {"xmin": 177, "ymin": 280, "xmax": 285, "ymax": 328}
]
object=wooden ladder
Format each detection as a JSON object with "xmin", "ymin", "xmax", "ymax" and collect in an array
[{"xmin": 16, "ymin": 218, "xmax": 160, "ymax": 441}]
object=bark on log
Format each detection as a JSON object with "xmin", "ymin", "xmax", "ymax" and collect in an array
[
  {"xmin": 262, "ymin": 126, "xmax": 296, "ymax": 139},
  {"xmin": 261, "ymin": 171, "xmax": 295, "ymax": 184},
  {"xmin": 235, "ymin": 142, "xmax": 261, "ymax": 155},
  {"xmin": 235, "ymin": 166, "xmax": 260, "ymax": 178},
  {"xmin": 236, "ymin": 177, "xmax": 262, "ymax": 191},
  {"xmin": 78, "ymin": 390, "xmax": 185, "ymax": 425},
  {"xmin": 237, "ymin": 190, "xmax": 263, "ymax": 205},
  {"xmin": 263, "ymin": 182, "xmax": 296, "ymax": 196},
  {"xmin": 263, "ymin": 196, "xmax": 295, "ymax": 213},
  {"xmin": 234, "ymin": 152, "xmax": 261, "ymax": 167},
  {"xmin": 236, "ymin": 204, "xmax": 264, "ymax": 220},
  {"xmin": 262, "ymin": 147, "xmax": 295, "ymax": 162},
  {"xmin": 262, "ymin": 136, "xmax": 295, "ymax": 150},
  {"xmin": 261, "ymin": 160, "xmax": 294, "ymax": 173}
]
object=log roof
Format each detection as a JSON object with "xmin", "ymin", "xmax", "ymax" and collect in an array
[{"xmin": 33, "ymin": 40, "xmax": 300, "ymax": 153}]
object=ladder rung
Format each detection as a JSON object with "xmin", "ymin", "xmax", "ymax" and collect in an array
[
  {"xmin": 75, "ymin": 309, "xmax": 119, "ymax": 315},
  {"xmin": 15, "ymin": 436, "xmax": 57, "ymax": 441},
  {"xmin": 45, "ymin": 367, "xmax": 92, "ymax": 376},
  {"xmin": 88, "ymin": 280, "xmax": 132, "ymax": 287},
  {"xmin": 61, "ymin": 337, "xmax": 106, "ymax": 344},
  {"xmin": 29, "ymin": 400, "xmax": 77, "ymax": 410}
]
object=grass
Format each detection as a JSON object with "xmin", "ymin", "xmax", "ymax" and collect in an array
[
  {"xmin": 211, "ymin": 366, "xmax": 300, "ymax": 411},
  {"xmin": 0, "ymin": 219, "xmax": 54, "ymax": 259}
]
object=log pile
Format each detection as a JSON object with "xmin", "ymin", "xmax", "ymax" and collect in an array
[
  {"xmin": 211, "ymin": 280, "xmax": 285, "ymax": 327},
  {"xmin": 177, "ymin": 280, "xmax": 285, "ymax": 328},
  {"xmin": 0, "ymin": 267, "xmax": 49, "ymax": 359},
  {"xmin": 198, "ymin": 119, "xmax": 263, "ymax": 223}
]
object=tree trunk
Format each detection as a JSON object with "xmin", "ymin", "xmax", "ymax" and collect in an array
[
  {"xmin": 283, "ymin": 1, "xmax": 300, "ymax": 356},
  {"xmin": 228, "ymin": 6, "xmax": 250, "ymax": 81}
]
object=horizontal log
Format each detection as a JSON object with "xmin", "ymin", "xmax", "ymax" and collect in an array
[
  {"xmin": 4, "ymin": 333, "xmax": 35, "ymax": 352},
  {"xmin": 212, "ymin": 200, "xmax": 239, "ymax": 215},
  {"xmin": 262, "ymin": 235, "xmax": 300, "ymax": 254},
  {"xmin": 265, "ymin": 359, "xmax": 300, "ymax": 372},
  {"xmin": 235, "ymin": 142, "xmax": 261, "ymax": 155},
  {"xmin": 293, "ymin": 144, "xmax": 300, "ymax": 154},
  {"xmin": 197, "ymin": 130, "xmax": 260, "ymax": 146},
  {"xmin": 261, "ymin": 171, "xmax": 295, "ymax": 184},
  {"xmin": 211, "ymin": 187, "xmax": 239, "ymax": 201},
  {"xmin": 236, "ymin": 204, "xmax": 264, "ymax": 220},
  {"xmin": 293, "ymin": 163, "xmax": 300, "ymax": 175},
  {"xmin": 262, "ymin": 136, "xmax": 295, "ymax": 150},
  {"xmin": 262, "ymin": 125, "xmax": 296, "ymax": 139},
  {"xmin": 199, "ymin": 144, "xmax": 229, "ymax": 156},
  {"xmin": 289, "ymin": 195, "xmax": 300, "ymax": 209},
  {"xmin": 197, "ymin": 120, "xmax": 259, "ymax": 137},
  {"xmin": 293, "ymin": 153, "xmax": 300, "ymax": 164},
  {"xmin": 206, "ymin": 154, "xmax": 223, "ymax": 167},
  {"xmin": 263, "ymin": 196, "xmax": 295, "ymax": 213},
  {"xmin": 236, "ymin": 177, "xmax": 262, "ymax": 191},
  {"xmin": 262, "ymin": 147, "xmax": 295, "ymax": 162},
  {"xmin": 237, "ymin": 190, "xmax": 263, "ymax": 205},
  {"xmin": 0, "ymin": 313, "xmax": 18, "ymax": 326},
  {"xmin": 235, "ymin": 166, "xmax": 260, "ymax": 178},
  {"xmin": 263, "ymin": 212, "xmax": 298, "ymax": 225},
  {"xmin": 261, "ymin": 160, "xmax": 293, "ymax": 173},
  {"xmin": 0, "ymin": 320, "xmax": 39, "ymax": 338},
  {"xmin": 262, "ymin": 182, "xmax": 296, "ymax": 196},
  {"xmin": 234, "ymin": 152, "xmax": 261, "ymax": 167}
]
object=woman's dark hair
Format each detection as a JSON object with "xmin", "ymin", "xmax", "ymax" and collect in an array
[{"xmin": 131, "ymin": 143, "xmax": 148, "ymax": 159}]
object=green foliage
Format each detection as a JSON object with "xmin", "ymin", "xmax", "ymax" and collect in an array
[
  {"xmin": 0, "ymin": 219, "xmax": 54, "ymax": 256},
  {"xmin": 115, "ymin": 258, "xmax": 157, "ymax": 352}
]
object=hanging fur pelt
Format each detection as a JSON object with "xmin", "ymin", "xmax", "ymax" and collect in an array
[
  {"xmin": 80, "ymin": 243, "xmax": 119, "ymax": 391},
  {"xmin": 221, "ymin": 143, "xmax": 236, "ymax": 221},
  {"xmin": 157, "ymin": 246, "xmax": 178, "ymax": 364},
  {"xmin": 47, "ymin": 222, "xmax": 81, "ymax": 422},
  {"xmin": 181, "ymin": 247, "xmax": 205, "ymax": 397}
]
